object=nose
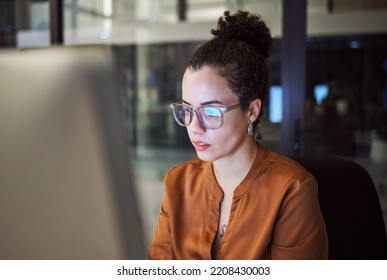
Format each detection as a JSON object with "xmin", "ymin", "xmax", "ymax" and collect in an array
[{"xmin": 188, "ymin": 111, "xmax": 206, "ymax": 134}]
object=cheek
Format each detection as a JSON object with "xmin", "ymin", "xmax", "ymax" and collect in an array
[
  {"xmin": 210, "ymin": 128, "xmax": 242, "ymax": 145},
  {"xmin": 225, "ymin": 114, "xmax": 248, "ymax": 134}
]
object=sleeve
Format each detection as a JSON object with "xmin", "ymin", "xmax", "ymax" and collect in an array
[
  {"xmin": 271, "ymin": 178, "xmax": 328, "ymax": 260},
  {"xmin": 147, "ymin": 202, "xmax": 176, "ymax": 260},
  {"xmin": 147, "ymin": 172, "xmax": 176, "ymax": 260}
]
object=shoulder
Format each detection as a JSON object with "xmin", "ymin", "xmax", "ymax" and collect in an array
[
  {"xmin": 254, "ymin": 147, "xmax": 319, "ymax": 204},
  {"xmin": 166, "ymin": 158, "xmax": 205, "ymax": 178},
  {"xmin": 264, "ymin": 149, "xmax": 315, "ymax": 183},
  {"xmin": 163, "ymin": 158, "xmax": 214, "ymax": 204},
  {"xmin": 254, "ymin": 145, "xmax": 316, "ymax": 188},
  {"xmin": 164, "ymin": 158, "xmax": 210, "ymax": 188}
]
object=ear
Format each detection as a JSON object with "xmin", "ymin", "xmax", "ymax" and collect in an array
[{"xmin": 247, "ymin": 98, "xmax": 261, "ymax": 123}]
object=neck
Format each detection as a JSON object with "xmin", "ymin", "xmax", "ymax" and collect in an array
[{"xmin": 212, "ymin": 140, "xmax": 258, "ymax": 192}]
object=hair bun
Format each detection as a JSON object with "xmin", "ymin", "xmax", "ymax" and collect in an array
[{"xmin": 211, "ymin": 10, "xmax": 273, "ymax": 58}]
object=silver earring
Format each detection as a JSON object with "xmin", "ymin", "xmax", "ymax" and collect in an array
[{"xmin": 248, "ymin": 122, "xmax": 254, "ymax": 137}]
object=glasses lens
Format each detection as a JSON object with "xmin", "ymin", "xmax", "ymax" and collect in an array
[
  {"xmin": 200, "ymin": 107, "xmax": 222, "ymax": 129},
  {"xmin": 172, "ymin": 104, "xmax": 191, "ymax": 126}
]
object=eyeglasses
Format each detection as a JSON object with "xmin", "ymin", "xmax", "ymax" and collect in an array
[{"xmin": 170, "ymin": 102, "xmax": 241, "ymax": 130}]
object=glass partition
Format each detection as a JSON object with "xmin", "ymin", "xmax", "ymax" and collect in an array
[
  {"xmin": 0, "ymin": 0, "xmax": 50, "ymax": 48},
  {"xmin": 305, "ymin": 0, "xmax": 387, "ymax": 228}
]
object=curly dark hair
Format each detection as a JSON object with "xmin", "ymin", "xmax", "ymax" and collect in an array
[{"xmin": 185, "ymin": 10, "xmax": 273, "ymax": 140}]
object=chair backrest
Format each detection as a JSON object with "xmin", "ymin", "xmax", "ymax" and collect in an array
[{"xmin": 291, "ymin": 155, "xmax": 387, "ymax": 260}]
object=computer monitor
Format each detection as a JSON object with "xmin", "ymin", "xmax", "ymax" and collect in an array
[{"xmin": 0, "ymin": 46, "xmax": 146, "ymax": 259}]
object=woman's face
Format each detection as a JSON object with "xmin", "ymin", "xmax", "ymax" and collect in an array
[{"xmin": 181, "ymin": 66, "xmax": 254, "ymax": 162}]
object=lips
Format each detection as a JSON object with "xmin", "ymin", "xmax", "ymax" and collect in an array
[{"xmin": 192, "ymin": 141, "xmax": 211, "ymax": 152}]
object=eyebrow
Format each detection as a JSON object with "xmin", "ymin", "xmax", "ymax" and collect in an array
[{"xmin": 182, "ymin": 99, "xmax": 224, "ymax": 106}]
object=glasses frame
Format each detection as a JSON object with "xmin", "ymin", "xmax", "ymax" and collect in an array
[{"xmin": 170, "ymin": 102, "xmax": 241, "ymax": 130}]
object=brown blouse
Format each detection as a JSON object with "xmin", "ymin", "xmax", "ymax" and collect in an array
[{"xmin": 148, "ymin": 144, "xmax": 328, "ymax": 259}]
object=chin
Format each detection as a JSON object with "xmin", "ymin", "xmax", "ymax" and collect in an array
[
  {"xmin": 197, "ymin": 150, "xmax": 227, "ymax": 162},
  {"xmin": 196, "ymin": 151, "xmax": 217, "ymax": 162}
]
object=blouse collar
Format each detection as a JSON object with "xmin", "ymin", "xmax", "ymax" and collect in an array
[{"xmin": 202, "ymin": 143, "xmax": 269, "ymax": 201}]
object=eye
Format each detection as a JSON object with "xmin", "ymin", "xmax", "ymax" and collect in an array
[
  {"xmin": 176, "ymin": 105, "xmax": 190, "ymax": 113},
  {"xmin": 181, "ymin": 107, "xmax": 191, "ymax": 114},
  {"xmin": 203, "ymin": 107, "xmax": 221, "ymax": 117}
]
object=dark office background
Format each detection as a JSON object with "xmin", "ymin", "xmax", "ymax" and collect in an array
[{"xmin": 1, "ymin": 0, "xmax": 386, "ymax": 251}]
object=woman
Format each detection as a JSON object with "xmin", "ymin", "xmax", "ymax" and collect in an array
[{"xmin": 148, "ymin": 10, "xmax": 328, "ymax": 260}]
